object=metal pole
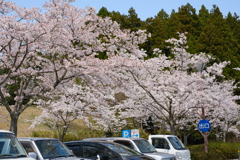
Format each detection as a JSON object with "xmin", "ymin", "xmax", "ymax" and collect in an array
[
  {"xmin": 202, "ymin": 107, "xmax": 208, "ymax": 153},
  {"xmin": 200, "ymin": 78, "xmax": 208, "ymax": 153},
  {"xmin": 196, "ymin": 62, "xmax": 208, "ymax": 153}
]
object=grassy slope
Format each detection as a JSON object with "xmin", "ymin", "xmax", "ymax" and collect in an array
[
  {"xmin": 0, "ymin": 106, "xmax": 49, "ymax": 137},
  {"xmin": 0, "ymin": 105, "xmax": 89, "ymax": 138}
]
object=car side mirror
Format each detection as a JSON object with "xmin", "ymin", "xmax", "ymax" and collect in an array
[{"xmin": 28, "ymin": 152, "xmax": 37, "ymax": 159}]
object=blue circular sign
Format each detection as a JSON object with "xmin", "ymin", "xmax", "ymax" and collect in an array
[{"xmin": 198, "ymin": 119, "xmax": 211, "ymax": 132}]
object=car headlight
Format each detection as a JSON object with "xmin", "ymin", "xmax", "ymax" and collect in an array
[{"xmin": 176, "ymin": 152, "xmax": 182, "ymax": 160}]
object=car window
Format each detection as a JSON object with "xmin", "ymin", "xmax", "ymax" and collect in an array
[
  {"xmin": 35, "ymin": 140, "xmax": 73, "ymax": 159},
  {"xmin": 152, "ymin": 138, "xmax": 170, "ymax": 149},
  {"xmin": 20, "ymin": 142, "xmax": 35, "ymax": 154},
  {"xmin": 20, "ymin": 142, "xmax": 39, "ymax": 160},
  {"xmin": 101, "ymin": 143, "xmax": 142, "ymax": 157},
  {"xmin": 168, "ymin": 137, "xmax": 185, "ymax": 149},
  {"xmin": 0, "ymin": 132, "xmax": 27, "ymax": 158},
  {"xmin": 0, "ymin": 141, "xmax": 4, "ymax": 153},
  {"xmin": 113, "ymin": 140, "xmax": 134, "ymax": 150},
  {"xmin": 83, "ymin": 145, "xmax": 102, "ymax": 159},
  {"xmin": 67, "ymin": 145, "xmax": 80, "ymax": 157},
  {"xmin": 66, "ymin": 142, "xmax": 119, "ymax": 160},
  {"xmin": 133, "ymin": 139, "xmax": 156, "ymax": 153}
]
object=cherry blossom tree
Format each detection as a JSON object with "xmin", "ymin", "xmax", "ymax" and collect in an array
[
  {"xmin": 206, "ymin": 81, "xmax": 240, "ymax": 142},
  {"xmin": 30, "ymin": 83, "xmax": 100, "ymax": 141},
  {"xmin": 0, "ymin": 0, "xmax": 148, "ymax": 135},
  {"xmin": 0, "ymin": 0, "xmax": 48, "ymax": 135},
  {"xmin": 31, "ymin": 71, "xmax": 128, "ymax": 140},
  {"xmin": 110, "ymin": 33, "xmax": 240, "ymax": 139}
]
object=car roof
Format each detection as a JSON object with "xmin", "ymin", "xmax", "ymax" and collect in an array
[
  {"xmin": 65, "ymin": 140, "xmax": 122, "ymax": 145},
  {"xmin": 149, "ymin": 135, "xmax": 177, "ymax": 138},
  {"xmin": 83, "ymin": 137, "xmax": 145, "ymax": 141},
  {"xmin": 18, "ymin": 137, "xmax": 59, "ymax": 141},
  {"xmin": 65, "ymin": 140, "xmax": 138, "ymax": 148},
  {"xmin": 0, "ymin": 130, "xmax": 13, "ymax": 134}
]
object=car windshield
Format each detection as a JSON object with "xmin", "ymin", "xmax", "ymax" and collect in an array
[
  {"xmin": 0, "ymin": 132, "xmax": 27, "ymax": 159},
  {"xmin": 35, "ymin": 139, "xmax": 74, "ymax": 159},
  {"xmin": 167, "ymin": 137, "xmax": 185, "ymax": 150},
  {"xmin": 133, "ymin": 139, "xmax": 157, "ymax": 153},
  {"xmin": 101, "ymin": 142, "xmax": 142, "ymax": 157}
]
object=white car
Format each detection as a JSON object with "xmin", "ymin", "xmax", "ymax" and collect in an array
[
  {"xmin": 148, "ymin": 135, "xmax": 191, "ymax": 160},
  {"xmin": 0, "ymin": 130, "xmax": 34, "ymax": 160}
]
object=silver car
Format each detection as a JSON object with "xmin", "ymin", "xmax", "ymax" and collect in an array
[{"xmin": 18, "ymin": 138, "xmax": 77, "ymax": 160}]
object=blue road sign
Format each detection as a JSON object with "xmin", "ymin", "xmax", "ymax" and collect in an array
[
  {"xmin": 122, "ymin": 130, "xmax": 131, "ymax": 137},
  {"xmin": 198, "ymin": 119, "xmax": 211, "ymax": 132}
]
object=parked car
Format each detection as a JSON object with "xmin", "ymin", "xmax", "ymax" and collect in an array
[
  {"xmin": 64, "ymin": 140, "xmax": 155, "ymax": 160},
  {"xmin": 83, "ymin": 137, "xmax": 176, "ymax": 160},
  {"xmin": 0, "ymin": 130, "xmax": 34, "ymax": 160},
  {"xmin": 18, "ymin": 137, "xmax": 77, "ymax": 160},
  {"xmin": 148, "ymin": 135, "xmax": 191, "ymax": 160}
]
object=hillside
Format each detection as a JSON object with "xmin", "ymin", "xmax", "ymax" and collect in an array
[
  {"xmin": 0, "ymin": 106, "xmax": 90, "ymax": 138},
  {"xmin": 0, "ymin": 106, "xmax": 49, "ymax": 137}
]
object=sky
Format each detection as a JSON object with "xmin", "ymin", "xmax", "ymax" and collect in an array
[{"xmin": 7, "ymin": 0, "xmax": 240, "ymax": 20}]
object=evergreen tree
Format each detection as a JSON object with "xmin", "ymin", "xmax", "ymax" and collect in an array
[
  {"xmin": 108, "ymin": 11, "xmax": 128, "ymax": 29},
  {"xmin": 125, "ymin": 7, "xmax": 143, "ymax": 31},
  {"xmin": 175, "ymin": 3, "xmax": 199, "ymax": 53},
  {"xmin": 198, "ymin": 5, "xmax": 210, "ymax": 30},
  {"xmin": 143, "ymin": 9, "xmax": 170, "ymax": 57},
  {"xmin": 97, "ymin": 7, "xmax": 111, "ymax": 18},
  {"xmin": 197, "ymin": 5, "xmax": 239, "ymax": 81}
]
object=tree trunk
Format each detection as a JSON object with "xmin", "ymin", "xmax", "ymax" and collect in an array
[
  {"xmin": 223, "ymin": 131, "xmax": 226, "ymax": 142},
  {"xmin": 9, "ymin": 114, "xmax": 19, "ymax": 136},
  {"xmin": 169, "ymin": 122, "xmax": 175, "ymax": 135},
  {"xmin": 183, "ymin": 126, "xmax": 188, "ymax": 145}
]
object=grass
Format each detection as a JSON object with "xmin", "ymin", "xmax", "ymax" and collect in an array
[
  {"xmin": 0, "ymin": 106, "xmax": 49, "ymax": 137},
  {"xmin": 0, "ymin": 105, "xmax": 91, "ymax": 138}
]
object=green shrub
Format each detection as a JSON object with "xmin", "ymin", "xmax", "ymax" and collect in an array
[
  {"xmin": 32, "ymin": 130, "xmax": 56, "ymax": 138},
  {"xmin": 63, "ymin": 130, "xmax": 107, "ymax": 142},
  {"xmin": 189, "ymin": 142, "xmax": 239, "ymax": 160}
]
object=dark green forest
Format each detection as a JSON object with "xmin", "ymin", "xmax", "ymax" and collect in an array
[{"xmin": 97, "ymin": 3, "xmax": 240, "ymax": 83}]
